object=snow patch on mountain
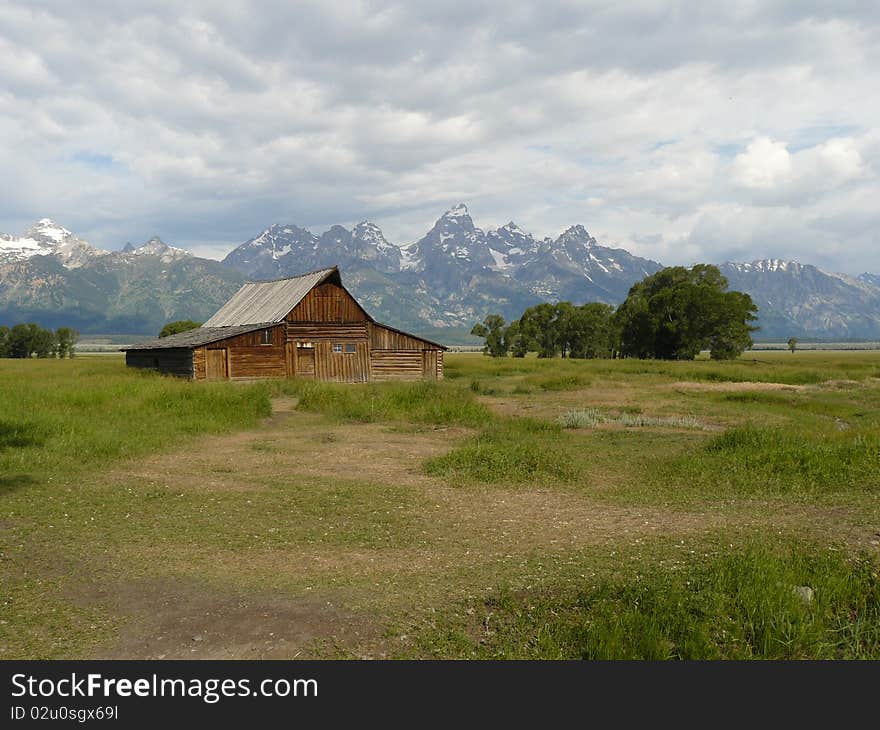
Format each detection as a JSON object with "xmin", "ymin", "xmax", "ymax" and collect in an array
[
  {"xmin": 0, "ymin": 219, "xmax": 108, "ymax": 268},
  {"xmin": 729, "ymin": 259, "xmax": 798, "ymax": 274},
  {"xmin": 123, "ymin": 236, "xmax": 191, "ymax": 263}
]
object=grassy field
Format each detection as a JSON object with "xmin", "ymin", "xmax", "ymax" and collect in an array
[{"xmin": 0, "ymin": 352, "xmax": 878, "ymax": 659}]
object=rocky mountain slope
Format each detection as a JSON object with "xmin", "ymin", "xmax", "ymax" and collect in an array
[
  {"xmin": 719, "ymin": 260, "xmax": 880, "ymax": 339},
  {"xmin": 0, "ymin": 222, "xmax": 244, "ymax": 334},
  {"xmin": 222, "ymin": 204, "xmax": 663, "ymax": 330},
  {"xmin": 2, "ymin": 209, "xmax": 880, "ymax": 340}
]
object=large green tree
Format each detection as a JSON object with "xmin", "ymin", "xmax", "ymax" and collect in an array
[
  {"xmin": 55, "ymin": 327, "xmax": 79, "ymax": 358},
  {"xmin": 7, "ymin": 323, "xmax": 57, "ymax": 358},
  {"xmin": 560, "ymin": 302, "xmax": 617, "ymax": 359},
  {"xmin": 615, "ymin": 265, "xmax": 758, "ymax": 360},
  {"xmin": 470, "ymin": 314, "xmax": 509, "ymax": 357},
  {"xmin": 504, "ymin": 319, "xmax": 529, "ymax": 358},
  {"xmin": 510, "ymin": 302, "xmax": 617, "ymax": 359},
  {"xmin": 518, "ymin": 303, "xmax": 559, "ymax": 358}
]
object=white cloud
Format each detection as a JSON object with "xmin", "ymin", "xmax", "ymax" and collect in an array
[
  {"xmin": 731, "ymin": 138, "xmax": 794, "ymax": 190},
  {"xmin": 0, "ymin": 1, "xmax": 878, "ymax": 274}
]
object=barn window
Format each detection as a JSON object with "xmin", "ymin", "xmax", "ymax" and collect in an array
[
  {"xmin": 332, "ymin": 343, "xmax": 343, "ymax": 353},
  {"xmin": 261, "ymin": 329, "xmax": 272, "ymax": 345},
  {"xmin": 297, "ymin": 342, "xmax": 314, "ymax": 349},
  {"xmin": 344, "ymin": 343, "xmax": 357, "ymax": 354}
]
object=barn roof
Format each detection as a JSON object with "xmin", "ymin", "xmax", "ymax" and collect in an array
[
  {"xmin": 122, "ymin": 264, "xmax": 447, "ymax": 352},
  {"xmin": 202, "ymin": 266, "xmax": 339, "ymax": 327},
  {"xmin": 122, "ymin": 323, "xmax": 275, "ymax": 350}
]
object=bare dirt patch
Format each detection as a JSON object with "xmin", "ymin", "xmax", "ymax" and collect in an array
[
  {"xmin": 817, "ymin": 379, "xmax": 864, "ymax": 390},
  {"xmin": 91, "ymin": 577, "xmax": 376, "ymax": 659},
  {"xmin": 105, "ymin": 404, "xmax": 472, "ymax": 493}
]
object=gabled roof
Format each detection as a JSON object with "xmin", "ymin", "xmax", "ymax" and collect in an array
[
  {"xmin": 202, "ymin": 266, "xmax": 339, "ymax": 327},
  {"xmin": 122, "ymin": 323, "xmax": 275, "ymax": 350},
  {"xmin": 123, "ymin": 265, "xmax": 448, "ymax": 352}
]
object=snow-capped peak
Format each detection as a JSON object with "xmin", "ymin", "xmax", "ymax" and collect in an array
[
  {"xmin": 353, "ymin": 221, "xmax": 394, "ymax": 253},
  {"xmin": 0, "ymin": 218, "xmax": 106, "ymax": 268},
  {"xmin": 559, "ymin": 224, "xmax": 592, "ymax": 242},
  {"xmin": 26, "ymin": 218, "xmax": 74, "ymax": 244},
  {"xmin": 124, "ymin": 236, "xmax": 191, "ymax": 261},
  {"xmin": 443, "ymin": 203, "xmax": 470, "ymax": 219}
]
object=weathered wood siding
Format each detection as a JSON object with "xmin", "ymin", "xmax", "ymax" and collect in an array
[
  {"xmin": 195, "ymin": 324, "xmax": 286, "ymax": 379},
  {"xmin": 286, "ymin": 282, "xmax": 369, "ymax": 323},
  {"xmin": 206, "ymin": 325, "xmax": 284, "ymax": 349},
  {"xmin": 370, "ymin": 350, "xmax": 424, "ymax": 381},
  {"xmin": 368, "ymin": 323, "xmax": 437, "ymax": 351},
  {"xmin": 367, "ymin": 322, "xmax": 444, "ymax": 380},
  {"xmin": 205, "ymin": 348, "xmax": 228, "ymax": 380},
  {"xmin": 313, "ymin": 341, "xmax": 369, "ymax": 382},
  {"xmin": 193, "ymin": 347, "xmax": 207, "ymax": 380},
  {"xmin": 125, "ymin": 348, "xmax": 193, "ymax": 378},
  {"xmin": 285, "ymin": 322, "xmax": 368, "ymax": 341},
  {"xmin": 292, "ymin": 345, "xmax": 315, "ymax": 377},
  {"xmin": 227, "ymin": 347, "xmax": 285, "ymax": 378}
]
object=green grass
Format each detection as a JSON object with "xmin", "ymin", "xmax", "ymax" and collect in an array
[
  {"xmin": 0, "ymin": 358, "xmax": 274, "ymax": 486},
  {"xmin": 283, "ymin": 378, "xmax": 492, "ymax": 427},
  {"xmin": 408, "ymin": 542, "xmax": 880, "ymax": 659},
  {"xmin": 658, "ymin": 424, "xmax": 880, "ymax": 499},
  {"xmin": 424, "ymin": 418, "xmax": 576, "ymax": 484},
  {"xmin": 2, "ymin": 350, "xmax": 880, "ymax": 659},
  {"xmin": 447, "ymin": 349, "xmax": 880, "ymax": 386}
]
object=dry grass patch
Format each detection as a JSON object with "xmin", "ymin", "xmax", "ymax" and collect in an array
[{"xmin": 670, "ymin": 380, "xmax": 808, "ymax": 393}]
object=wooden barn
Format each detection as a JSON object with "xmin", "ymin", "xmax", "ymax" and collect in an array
[{"xmin": 123, "ymin": 266, "xmax": 446, "ymax": 382}]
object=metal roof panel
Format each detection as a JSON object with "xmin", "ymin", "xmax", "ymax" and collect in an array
[{"xmin": 202, "ymin": 267, "xmax": 337, "ymax": 327}]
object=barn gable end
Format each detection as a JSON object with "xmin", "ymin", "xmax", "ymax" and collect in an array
[
  {"xmin": 123, "ymin": 266, "xmax": 445, "ymax": 382},
  {"xmin": 285, "ymin": 281, "xmax": 370, "ymax": 324}
]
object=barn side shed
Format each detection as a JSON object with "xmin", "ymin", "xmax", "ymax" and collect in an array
[{"xmin": 123, "ymin": 266, "xmax": 446, "ymax": 382}]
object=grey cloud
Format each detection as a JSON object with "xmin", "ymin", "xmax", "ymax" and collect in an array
[{"xmin": 0, "ymin": 1, "xmax": 879, "ymax": 275}]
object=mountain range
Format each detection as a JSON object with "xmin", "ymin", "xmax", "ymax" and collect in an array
[
  {"xmin": 2, "ymin": 208, "xmax": 880, "ymax": 341},
  {"xmin": 0, "ymin": 220, "xmax": 242, "ymax": 333}
]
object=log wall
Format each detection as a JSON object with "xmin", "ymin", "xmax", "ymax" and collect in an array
[
  {"xmin": 228, "ymin": 347, "xmax": 285, "ymax": 379},
  {"xmin": 285, "ymin": 322, "xmax": 368, "ymax": 341},
  {"xmin": 368, "ymin": 323, "xmax": 438, "ymax": 351},
  {"xmin": 370, "ymin": 350, "xmax": 424, "ymax": 381}
]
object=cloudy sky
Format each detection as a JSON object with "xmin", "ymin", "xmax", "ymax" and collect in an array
[{"xmin": 1, "ymin": 1, "xmax": 878, "ymax": 273}]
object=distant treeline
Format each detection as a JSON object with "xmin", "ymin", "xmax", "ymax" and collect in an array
[
  {"xmin": 471, "ymin": 265, "xmax": 758, "ymax": 361},
  {"xmin": 0, "ymin": 323, "xmax": 79, "ymax": 358}
]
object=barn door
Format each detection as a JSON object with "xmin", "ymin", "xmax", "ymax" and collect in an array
[
  {"xmin": 206, "ymin": 348, "xmax": 228, "ymax": 380},
  {"xmin": 422, "ymin": 350, "xmax": 437, "ymax": 379},
  {"xmin": 295, "ymin": 344, "xmax": 315, "ymax": 377}
]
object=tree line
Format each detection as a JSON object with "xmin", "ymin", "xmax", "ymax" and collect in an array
[
  {"xmin": 0, "ymin": 323, "xmax": 79, "ymax": 358},
  {"xmin": 471, "ymin": 264, "xmax": 759, "ymax": 360}
]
